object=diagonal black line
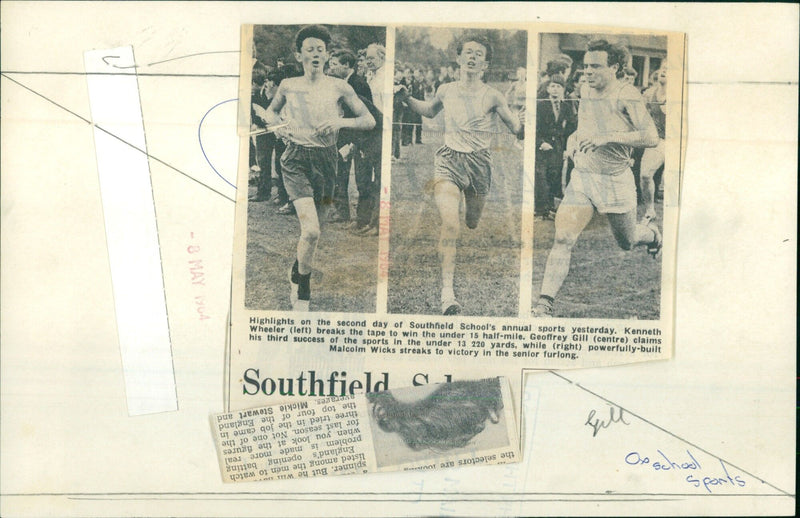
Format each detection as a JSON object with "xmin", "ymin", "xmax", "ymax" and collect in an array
[
  {"xmin": 2, "ymin": 73, "xmax": 92, "ymax": 124},
  {"xmin": 1, "ymin": 72, "xmax": 235, "ymax": 203},
  {"xmin": 547, "ymin": 370, "xmax": 792, "ymax": 497}
]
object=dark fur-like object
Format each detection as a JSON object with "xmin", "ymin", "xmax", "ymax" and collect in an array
[{"xmin": 367, "ymin": 378, "xmax": 503, "ymax": 451}]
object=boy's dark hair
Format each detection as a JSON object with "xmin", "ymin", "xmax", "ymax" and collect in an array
[
  {"xmin": 586, "ymin": 39, "xmax": 629, "ymax": 78},
  {"xmin": 266, "ymin": 68, "xmax": 282, "ymax": 85},
  {"xmin": 294, "ymin": 24, "xmax": 332, "ymax": 52},
  {"xmin": 456, "ymin": 34, "xmax": 493, "ymax": 62},
  {"xmin": 566, "ymin": 69, "xmax": 584, "ymax": 91},
  {"xmin": 251, "ymin": 67, "xmax": 267, "ymax": 86},
  {"xmin": 331, "ymin": 49, "xmax": 357, "ymax": 69},
  {"xmin": 546, "ymin": 76, "xmax": 566, "ymax": 88},
  {"xmin": 545, "ymin": 59, "xmax": 569, "ymax": 77}
]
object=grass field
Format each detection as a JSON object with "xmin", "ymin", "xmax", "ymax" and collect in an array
[
  {"xmin": 244, "ymin": 171, "xmax": 378, "ymax": 313},
  {"xmin": 387, "ymin": 118, "xmax": 524, "ymax": 316},
  {"xmin": 531, "ymin": 201, "xmax": 663, "ymax": 320}
]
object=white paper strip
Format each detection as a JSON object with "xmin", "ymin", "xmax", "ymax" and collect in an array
[{"xmin": 85, "ymin": 46, "xmax": 177, "ymax": 416}]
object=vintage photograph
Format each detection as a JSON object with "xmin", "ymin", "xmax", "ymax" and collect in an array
[
  {"xmin": 532, "ymin": 33, "xmax": 668, "ymax": 319},
  {"xmin": 228, "ymin": 24, "xmax": 680, "ymax": 422},
  {"xmin": 387, "ymin": 27, "xmax": 527, "ymax": 317},
  {"xmin": 366, "ymin": 378, "xmax": 510, "ymax": 468},
  {"xmin": 244, "ymin": 24, "xmax": 386, "ymax": 312}
]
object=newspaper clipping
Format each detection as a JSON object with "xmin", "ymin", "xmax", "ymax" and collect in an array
[
  {"xmin": 228, "ymin": 22, "xmax": 686, "ymax": 415},
  {"xmin": 212, "ymin": 377, "xmax": 520, "ymax": 482}
]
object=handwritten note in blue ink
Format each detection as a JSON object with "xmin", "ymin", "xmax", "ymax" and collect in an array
[{"xmin": 625, "ymin": 449, "xmax": 747, "ymax": 493}]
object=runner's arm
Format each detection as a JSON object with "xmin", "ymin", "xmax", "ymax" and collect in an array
[
  {"xmin": 399, "ymin": 84, "xmax": 443, "ymax": 118},
  {"xmin": 612, "ymin": 88, "xmax": 659, "ymax": 147},
  {"xmin": 252, "ymin": 103, "xmax": 269, "ymax": 126},
  {"xmin": 492, "ymin": 90, "xmax": 524, "ymax": 138},
  {"xmin": 265, "ymin": 85, "xmax": 293, "ymax": 140},
  {"xmin": 265, "ymin": 85, "xmax": 286, "ymax": 126},
  {"xmin": 579, "ymin": 86, "xmax": 658, "ymax": 152}
]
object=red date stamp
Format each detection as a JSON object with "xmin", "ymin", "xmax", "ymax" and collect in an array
[{"xmin": 188, "ymin": 232, "xmax": 210, "ymax": 321}]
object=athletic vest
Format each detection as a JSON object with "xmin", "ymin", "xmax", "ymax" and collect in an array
[
  {"xmin": 279, "ymin": 76, "xmax": 344, "ymax": 148},
  {"xmin": 439, "ymin": 82, "xmax": 498, "ymax": 153},
  {"xmin": 574, "ymin": 81, "xmax": 638, "ymax": 175}
]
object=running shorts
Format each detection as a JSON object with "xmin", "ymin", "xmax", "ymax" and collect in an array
[
  {"xmin": 432, "ymin": 145, "xmax": 492, "ymax": 195},
  {"xmin": 281, "ymin": 142, "xmax": 338, "ymax": 203},
  {"xmin": 562, "ymin": 167, "xmax": 636, "ymax": 214}
]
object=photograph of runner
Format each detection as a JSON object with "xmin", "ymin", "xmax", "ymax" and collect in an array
[
  {"xmin": 532, "ymin": 33, "xmax": 667, "ymax": 319},
  {"xmin": 244, "ymin": 24, "xmax": 386, "ymax": 312},
  {"xmin": 388, "ymin": 27, "xmax": 527, "ymax": 316}
]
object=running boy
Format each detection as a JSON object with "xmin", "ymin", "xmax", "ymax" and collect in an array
[
  {"xmin": 265, "ymin": 25, "xmax": 375, "ymax": 311},
  {"xmin": 533, "ymin": 39, "xmax": 661, "ymax": 317},
  {"xmin": 397, "ymin": 35, "xmax": 524, "ymax": 315}
]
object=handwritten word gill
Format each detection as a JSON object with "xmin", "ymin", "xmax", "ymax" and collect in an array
[{"xmin": 585, "ymin": 405, "xmax": 630, "ymax": 437}]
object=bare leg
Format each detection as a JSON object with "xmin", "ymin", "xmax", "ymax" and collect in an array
[
  {"xmin": 606, "ymin": 209, "xmax": 657, "ymax": 251},
  {"xmin": 294, "ymin": 197, "xmax": 321, "ymax": 273},
  {"xmin": 290, "ymin": 197, "xmax": 320, "ymax": 310},
  {"xmin": 639, "ymin": 140, "xmax": 665, "ymax": 221},
  {"xmin": 464, "ymin": 188, "xmax": 487, "ymax": 230},
  {"xmin": 434, "ymin": 181, "xmax": 463, "ymax": 314},
  {"xmin": 539, "ymin": 203, "xmax": 595, "ymax": 301}
]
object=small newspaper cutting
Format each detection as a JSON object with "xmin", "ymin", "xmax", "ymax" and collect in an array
[{"xmin": 212, "ymin": 377, "xmax": 519, "ymax": 482}]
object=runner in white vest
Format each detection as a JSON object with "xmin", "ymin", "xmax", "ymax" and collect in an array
[
  {"xmin": 533, "ymin": 39, "xmax": 662, "ymax": 318},
  {"xmin": 398, "ymin": 35, "xmax": 524, "ymax": 315}
]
